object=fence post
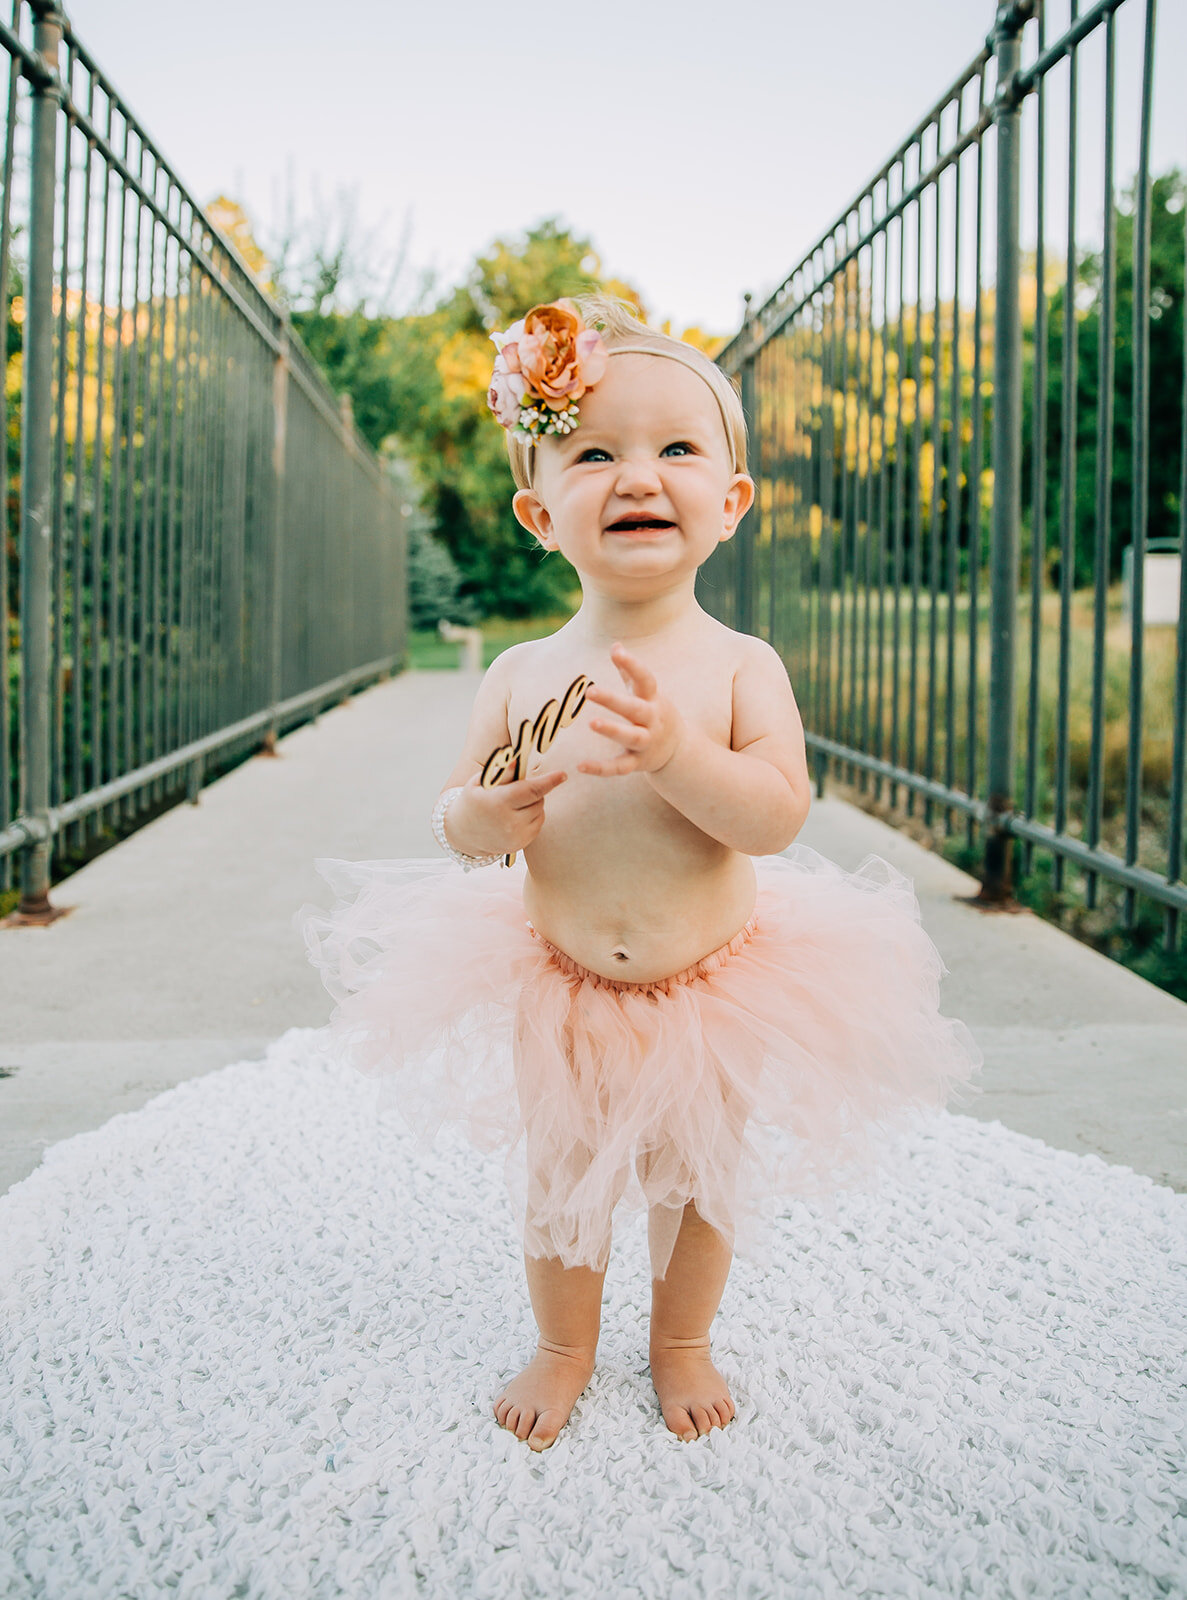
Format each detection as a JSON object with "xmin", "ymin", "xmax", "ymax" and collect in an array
[
  {"xmin": 982, "ymin": 0, "xmax": 1029, "ymax": 904},
  {"xmin": 16, "ymin": 1, "xmax": 63, "ymax": 921},
  {"xmin": 263, "ymin": 321, "xmax": 290, "ymax": 755},
  {"xmin": 739, "ymin": 360, "xmax": 758, "ymax": 633}
]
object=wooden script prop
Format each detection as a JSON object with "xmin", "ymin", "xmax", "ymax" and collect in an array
[{"xmin": 479, "ymin": 673, "xmax": 590, "ymax": 867}]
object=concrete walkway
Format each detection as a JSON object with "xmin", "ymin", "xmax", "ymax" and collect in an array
[{"xmin": 4, "ymin": 668, "xmax": 1185, "ymax": 1197}]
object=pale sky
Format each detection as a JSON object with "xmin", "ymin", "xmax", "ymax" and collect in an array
[{"xmin": 64, "ymin": 0, "xmax": 1185, "ymax": 336}]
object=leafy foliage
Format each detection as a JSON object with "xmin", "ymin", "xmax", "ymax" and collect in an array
[
  {"xmin": 284, "ymin": 218, "xmax": 671, "ymax": 619},
  {"xmin": 1028, "ymin": 169, "xmax": 1185, "ymax": 585}
]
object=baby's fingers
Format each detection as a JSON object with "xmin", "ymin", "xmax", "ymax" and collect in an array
[
  {"xmin": 506, "ymin": 769, "xmax": 567, "ymax": 807},
  {"xmin": 610, "ymin": 643, "xmax": 657, "ymax": 699},
  {"xmin": 577, "ymin": 752, "xmax": 639, "ymax": 778},
  {"xmin": 589, "ymin": 714, "xmax": 646, "ymax": 749}
]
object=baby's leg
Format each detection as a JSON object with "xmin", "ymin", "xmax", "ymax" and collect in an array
[
  {"xmin": 638, "ymin": 1086, "xmax": 748, "ymax": 1443},
  {"xmin": 647, "ymin": 1201, "xmax": 737, "ymax": 1442},
  {"xmin": 499, "ymin": 986, "xmax": 624, "ymax": 1449},
  {"xmin": 496, "ymin": 1062, "xmax": 618, "ymax": 1450},
  {"xmin": 493, "ymin": 1249, "xmax": 606, "ymax": 1452}
]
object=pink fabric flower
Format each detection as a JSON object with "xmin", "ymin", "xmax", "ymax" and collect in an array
[
  {"xmin": 491, "ymin": 319, "xmax": 526, "ymax": 374},
  {"xmin": 487, "ymin": 358, "xmax": 526, "ymax": 428}
]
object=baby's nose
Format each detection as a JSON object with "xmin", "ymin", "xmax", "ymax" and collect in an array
[{"xmin": 613, "ymin": 456, "xmax": 663, "ymax": 494}]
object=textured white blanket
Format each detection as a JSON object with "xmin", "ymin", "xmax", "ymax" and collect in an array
[{"xmin": 1, "ymin": 1029, "xmax": 1183, "ymax": 1599}]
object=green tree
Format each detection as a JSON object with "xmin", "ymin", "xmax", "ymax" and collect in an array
[
  {"xmin": 295, "ymin": 218, "xmax": 651, "ymax": 618},
  {"xmin": 1029, "ymin": 168, "xmax": 1185, "ymax": 586}
]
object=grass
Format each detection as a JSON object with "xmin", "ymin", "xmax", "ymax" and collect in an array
[
  {"xmin": 760, "ymin": 579, "xmax": 1182, "ymax": 881},
  {"xmin": 776, "ymin": 575, "xmax": 1186, "ymax": 999},
  {"xmin": 408, "ymin": 611, "xmax": 577, "ymax": 670}
]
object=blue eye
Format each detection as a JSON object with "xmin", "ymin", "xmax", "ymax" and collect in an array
[
  {"xmin": 576, "ymin": 447, "xmax": 611, "ymax": 463},
  {"xmin": 662, "ymin": 441, "xmax": 694, "ymax": 457}
]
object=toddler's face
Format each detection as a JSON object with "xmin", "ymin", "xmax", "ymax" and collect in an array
[{"xmin": 511, "ymin": 354, "xmax": 754, "ymax": 592}]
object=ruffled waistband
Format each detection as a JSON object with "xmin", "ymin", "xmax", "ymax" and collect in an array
[{"xmin": 524, "ymin": 913, "xmax": 760, "ymax": 996}]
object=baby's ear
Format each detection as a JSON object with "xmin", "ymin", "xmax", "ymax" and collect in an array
[
  {"xmin": 513, "ymin": 489, "xmax": 557, "ymax": 551},
  {"xmin": 720, "ymin": 473, "xmax": 756, "ymax": 540}
]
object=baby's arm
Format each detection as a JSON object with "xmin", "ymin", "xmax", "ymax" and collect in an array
[
  {"xmin": 436, "ymin": 645, "xmax": 567, "ymax": 859},
  {"xmin": 581, "ymin": 638, "xmax": 810, "ymax": 856}
]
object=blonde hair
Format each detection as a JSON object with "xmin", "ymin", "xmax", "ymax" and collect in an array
[{"xmin": 504, "ymin": 293, "xmax": 748, "ymax": 492}]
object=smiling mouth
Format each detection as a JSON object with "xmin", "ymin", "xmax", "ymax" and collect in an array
[{"xmin": 606, "ymin": 516, "xmax": 675, "ymax": 533}]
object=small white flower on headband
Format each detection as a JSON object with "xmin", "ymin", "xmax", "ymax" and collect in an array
[{"xmin": 487, "ymin": 301, "xmax": 609, "ymax": 443}]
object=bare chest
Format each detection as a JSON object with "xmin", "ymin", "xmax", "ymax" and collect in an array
[{"xmin": 505, "ymin": 641, "xmax": 735, "ymax": 829}]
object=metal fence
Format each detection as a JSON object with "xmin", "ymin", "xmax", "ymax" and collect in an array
[
  {"xmin": 1, "ymin": 0, "xmax": 407, "ymax": 920},
  {"xmin": 708, "ymin": 0, "xmax": 1185, "ymax": 949}
]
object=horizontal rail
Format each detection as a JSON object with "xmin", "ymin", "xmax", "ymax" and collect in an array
[{"xmin": 0, "ymin": 656, "xmax": 399, "ymax": 856}]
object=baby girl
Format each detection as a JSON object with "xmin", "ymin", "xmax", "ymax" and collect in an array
[{"xmin": 301, "ymin": 295, "xmax": 980, "ymax": 1452}]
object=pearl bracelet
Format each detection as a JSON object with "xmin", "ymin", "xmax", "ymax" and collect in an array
[{"xmin": 431, "ymin": 786, "xmax": 502, "ymax": 872}]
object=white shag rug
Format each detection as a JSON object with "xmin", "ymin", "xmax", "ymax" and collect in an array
[{"xmin": 1, "ymin": 1030, "xmax": 1184, "ymax": 1600}]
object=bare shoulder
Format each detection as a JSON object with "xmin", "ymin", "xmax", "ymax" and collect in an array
[
  {"xmin": 729, "ymin": 628, "xmax": 791, "ymax": 679},
  {"xmin": 438, "ymin": 638, "xmax": 549, "ymax": 791},
  {"xmin": 698, "ymin": 619, "xmax": 792, "ymax": 693},
  {"xmin": 491, "ymin": 634, "xmax": 554, "ymax": 677},
  {"xmin": 723, "ymin": 629, "xmax": 806, "ymax": 770}
]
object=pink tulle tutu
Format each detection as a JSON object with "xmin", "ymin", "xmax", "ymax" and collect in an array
[{"xmin": 296, "ymin": 848, "xmax": 982, "ymax": 1278}]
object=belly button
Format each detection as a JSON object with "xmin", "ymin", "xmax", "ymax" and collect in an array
[{"xmin": 612, "ymin": 950, "xmax": 629, "ymax": 962}]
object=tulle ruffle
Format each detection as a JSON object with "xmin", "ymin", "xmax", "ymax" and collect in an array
[{"xmin": 296, "ymin": 848, "xmax": 982, "ymax": 1277}]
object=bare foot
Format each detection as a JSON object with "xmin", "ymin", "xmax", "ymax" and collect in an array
[
  {"xmin": 650, "ymin": 1339, "xmax": 736, "ymax": 1443},
  {"xmin": 493, "ymin": 1342, "xmax": 596, "ymax": 1451}
]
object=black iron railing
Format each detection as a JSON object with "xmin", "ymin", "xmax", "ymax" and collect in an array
[
  {"xmin": 1, "ymin": 0, "xmax": 407, "ymax": 918},
  {"xmin": 707, "ymin": 0, "xmax": 1185, "ymax": 948}
]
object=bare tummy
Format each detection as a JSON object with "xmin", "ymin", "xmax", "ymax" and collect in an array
[{"xmin": 506, "ymin": 621, "xmax": 758, "ymax": 984}]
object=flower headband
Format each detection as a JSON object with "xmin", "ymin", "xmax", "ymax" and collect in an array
[{"xmin": 487, "ymin": 301, "xmax": 609, "ymax": 443}]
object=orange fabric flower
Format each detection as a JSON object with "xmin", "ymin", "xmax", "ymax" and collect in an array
[{"xmin": 504, "ymin": 301, "xmax": 609, "ymax": 412}]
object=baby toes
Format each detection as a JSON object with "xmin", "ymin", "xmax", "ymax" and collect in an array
[
  {"xmin": 663, "ymin": 1405, "xmax": 698, "ymax": 1444},
  {"xmin": 527, "ymin": 1409, "xmax": 564, "ymax": 1451},
  {"xmin": 497, "ymin": 1402, "xmax": 526, "ymax": 1437},
  {"xmin": 690, "ymin": 1405, "xmax": 715, "ymax": 1438}
]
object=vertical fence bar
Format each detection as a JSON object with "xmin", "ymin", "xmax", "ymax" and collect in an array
[
  {"xmin": 265, "ymin": 322, "xmax": 289, "ymax": 750},
  {"xmin": 1053, "ymin": 0, "xmax": 1079, "ymax": 892},
  {"xmin": 1167, "ymin": 188, "xmax": 1187, "ymax": 947},
  {"xmin": 860, "ymin": 229, "xmax": 877, "ymax": 783},
  {"xmin": 1123, "ymin": 0, "xmax": 1155, "ymax": 926},
  {"xmin": 737, "ymin": 353, "xmax": 756, "ymax": 636},
  {"xmin": 944, "ymin": 119, "xmax": 964, "ymax": 825},
  {"xmin": 925, "ymin": 150, "xmax": 943, "ymax": 823},
  {"xmin": 889, "ymin": 205, "xmax": 907, "ymax": 809},
  {"xmin": 0, "ymin": 23, "xmax": 18, "ymax": 894},
  {"xmin": 1086, "ymin": 10, "xmax": 1116, "ymax": 908},
  {"xmin": 69, "ymin": 65, "xmax": 94, "ymax": 854},
  {"xmin": 966, "ymin": 78, "xmax": 986, "ymax": 850},
  {"xmin": 908, "ymin": 174, "xmax": 925, "ymax": 810},
  {"xmin": 16, "ymin": 1, "xmax": 62, "ymax": 916},
  {"xmin": 982, "ymin": 1, "xmax": 1028, "ymax": 902},
  {"xmin": 836, "ymin": 249, "xmax": 851, "ymax": 764},
  {"xmin": 1023, "ymin": 1, "xmax": 1047, "ymax": 874},
  {"xmin": 48, "ymin": 39, "xmax": 69, "ymax": 828},
  {"xmin": 874, "ymin": 216, "xmax": 891, "ymax": 798}
]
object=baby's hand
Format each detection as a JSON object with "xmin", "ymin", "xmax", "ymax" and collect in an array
[
  {"xmin": 578, "ymin": 643, "xmax": 684, "ymax": 778},
  {"xmin": 447, "ymin": 768, "xmax": 567, "ymax": 857}
]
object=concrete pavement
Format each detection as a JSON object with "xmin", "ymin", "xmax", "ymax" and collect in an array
[{"xmin": 3, "ymin": 668, "xmax": 1185, "ymax": 1196}]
